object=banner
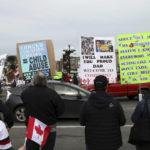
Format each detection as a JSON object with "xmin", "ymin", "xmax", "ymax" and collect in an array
[
  {"xmin": 79, "ymin": 36, "xmax": 117, "ymax": 85},
  {"xmin": 0, "ymin": 54, "xmax": 7, "ymax": 78},
  {"xmin": 117, "ymin": 32, "xmax": 150, "ymax": 84},
  {"xmin": 17, "ymin": 40, "xmax": 56, "ymax": 81}
]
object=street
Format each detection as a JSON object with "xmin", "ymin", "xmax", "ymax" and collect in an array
[{"xmin": 9, "ymin": 97, "xmax": 138, "ymax": 150}]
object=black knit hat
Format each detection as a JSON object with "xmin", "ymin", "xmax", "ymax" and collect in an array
[{"xmin": 94, "ymin": 75, "xmax": 108, "ymax": 90}]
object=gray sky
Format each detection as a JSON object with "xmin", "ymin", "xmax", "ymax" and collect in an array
[{"xmin": 0, "ymin": 0, "xmax": 150, "ymax": 60}]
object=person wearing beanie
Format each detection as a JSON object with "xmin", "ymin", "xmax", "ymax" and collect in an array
[{"xmin": 80, "ymin": 75, "xmax": 126, "ymax": 150}]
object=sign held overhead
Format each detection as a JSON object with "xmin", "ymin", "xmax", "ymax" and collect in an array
[{"xmin": 16, "ymin": 40, "xmax": 56, "ymax": 81}]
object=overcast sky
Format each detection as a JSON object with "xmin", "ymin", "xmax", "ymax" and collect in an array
[{"xmin": 0, "ymin": 0, "xmax": 150, "ymax": 60}]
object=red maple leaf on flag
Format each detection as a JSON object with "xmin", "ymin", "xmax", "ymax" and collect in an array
[{"xmin": 35, "ymin": 125, "xmax": 43, "ymax": 136}]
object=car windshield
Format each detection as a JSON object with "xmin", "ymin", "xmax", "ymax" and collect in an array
[
  {"xmin": 54, "ymin": 84, "xmax": 78, "ymax": 96},
  {"xmin": 64, "ymin": 82, "xmax": 90, "ymax": 94}
]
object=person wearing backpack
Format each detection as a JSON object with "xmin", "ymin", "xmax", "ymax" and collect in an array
[{"xmin": 131, "ymin": 90, "xmax": 150, "ymax": 150}]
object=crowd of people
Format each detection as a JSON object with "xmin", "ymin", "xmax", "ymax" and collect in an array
[
  {"xmin": 0, "ymin": 72, "xmax": 150, "ymax": 150},
  {"xmin": 0, "ymin": 72, "xmax": 79, "ymax": 95},
  {"xmin": 62, "ymin": 73, "xmax": 79, "ymax": 85}
]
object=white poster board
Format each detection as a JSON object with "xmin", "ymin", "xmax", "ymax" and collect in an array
[
  {"xmin": 0, "ymin": 54, "xmax": 7, "ymax": 78},
  {"xmin": 79, "ymin": 36, "xmax": 117, "ymax": 85}
]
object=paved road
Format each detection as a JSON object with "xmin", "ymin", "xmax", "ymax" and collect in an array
[{"xmin": 9, "ymin": 97, "xmax": 138, "ymax": 150}]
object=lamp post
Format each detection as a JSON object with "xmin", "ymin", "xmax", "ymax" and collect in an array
[{"xmin": 63, "ymin": 44, "xmax": 76, "ymax": 74}]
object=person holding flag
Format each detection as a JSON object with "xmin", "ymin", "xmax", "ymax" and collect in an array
[{"xmin": 21, "ymin": 72, "xmax": 64, "ymax": 150}]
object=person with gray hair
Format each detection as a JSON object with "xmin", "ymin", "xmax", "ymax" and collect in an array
[
  {"xmin": 21, "ymin": 72, "xmax": 64, "ymax": 150},
  {"xmin": 32, "ymin": 72, "xmax": 47, "ymax": 87}
]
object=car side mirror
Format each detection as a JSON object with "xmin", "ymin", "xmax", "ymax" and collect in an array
[{"xmin": 77, "ymin": 94, "xmax": 82, "ymax": 99}]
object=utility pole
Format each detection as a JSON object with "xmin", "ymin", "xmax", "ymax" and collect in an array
[{"xmin": 63, "ymin": 44, "xmax": 75, "ymax": 74}]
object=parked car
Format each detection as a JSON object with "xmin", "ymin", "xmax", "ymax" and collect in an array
[
  {"xmin": 81, "ymin": 82, "xmax": 150, "ymax": 99},
  {"xmin": 5, "ymin": 80, "xmax": 90, "ymax": 123}
]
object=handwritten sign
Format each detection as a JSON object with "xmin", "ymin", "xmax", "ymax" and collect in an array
[
  {"xmin": 79, "ymin": 36, "xmax": 117, "ymax": 85},
  {"xmin": 17, "ymin": 40, "xmax": 56, "ymax": 81},
  {"xmin": 117, "ymin": 32, "xmax": 150, "ymax": 84}
]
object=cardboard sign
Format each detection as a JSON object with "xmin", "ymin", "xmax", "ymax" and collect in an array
[
  {"xmin": 79, "ymin": 36, "xmax": 117, "ymax": 85},
  {"xmin": 117, "ymin": 32, "xmax": 150, "ymax": 84},
  {"xmin": 16, "ymin": 40, "xmax": 56, "ymax": 81}
]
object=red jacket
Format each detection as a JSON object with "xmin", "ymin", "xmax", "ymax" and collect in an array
[{"xmin": 65, "ymin": 77, "xmax": 71, "ymax": 82}]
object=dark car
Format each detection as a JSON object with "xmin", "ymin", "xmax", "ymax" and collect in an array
[{"xmin": 5, "ymin": 80, "xmax": 90, "ymax": 123}]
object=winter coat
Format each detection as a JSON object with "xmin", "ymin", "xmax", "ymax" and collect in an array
[
  {"xmin": 132, "ymin": 97, "xmax": 150, "ymax": 123},
  {"xmin": 80, "ymin": 91, "xmax": 126, "ymax": 150},
  {"xmin": 73, "ymin": 76, "xmax": 78, "ymax": 85},
  {"xmin": 21, "ymin": 85, "xmax": 64, "ymax": 126},
  {"xmin": 65, "ymin": 77, "xmax": 71, "ymax": 82},
  {"xmin": 0, "ymin": 100, "xmax": 14, "ymax": 128},
  {"xmin": 131, "ymin": 95, "xmax": 150, "ymax": 150}
]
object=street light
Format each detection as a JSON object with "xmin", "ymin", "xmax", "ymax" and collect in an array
[
  {"xmin": 63, "ymin": 44, "xmax": 76, "ymax": 54},
  {"xmin": 63, "ymin": 44, "xmax": 76, "ymax": 73}
]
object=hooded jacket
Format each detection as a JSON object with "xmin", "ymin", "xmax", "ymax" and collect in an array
[
  {"xmin": 132, "ymin": 94, "xmax": 150, "ymax": 123},
  {"xmin": 80, "ymin": 91, "xmax": 126, "ymax": 150}
]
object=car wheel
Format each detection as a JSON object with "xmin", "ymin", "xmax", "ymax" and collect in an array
[
  {"xmin": 14, "ymin": 106, "xmax": 26, "ymax": 123},
  {"xmin": 128, "ymin": 96, "xmax": 135, "ymax": 100}
]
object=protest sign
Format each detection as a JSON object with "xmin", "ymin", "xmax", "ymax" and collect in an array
[
  {"xmin": 0, "ymin": 54, "xmax": 7, "ymax": 78},
  {"xmin": 53, "ymin": 72, "xmax": 62, "ymax": 80},
  {"xmin": 16, "ymin": 40, "xmax": 56, "ymax": 81},
  {"xmin": 79, "ymin": 36, "xmax": 117, "ymax": 85},
  {"xmin": 117, "ymin": 32, "xmax": 150, "ymax": 84}
]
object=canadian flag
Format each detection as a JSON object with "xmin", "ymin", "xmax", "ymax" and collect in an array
[
  {"xmin": 0, "ymin": 120, "xmax": 12, "ymax": 149},
  {"xmin": 26, "ymin": 116, "xmax": 52, "ymax": 147}
]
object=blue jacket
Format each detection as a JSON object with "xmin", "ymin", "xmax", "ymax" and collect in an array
[{"xmin": 131, "ymin": 98, "xmax": 150, "ymax": 123}]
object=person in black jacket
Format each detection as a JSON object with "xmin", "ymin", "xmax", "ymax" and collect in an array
[
  {"xmin": 131, "ymin": 90, "xmax": 150, "ymax": 150},
  {"xmin": 72, "ymin": 73, "xmax": 78, "ymax": 85},
  {"xmin": 0, "ymin": 100, "xmax": 14, "ymax": 130},
  {"xmin": 21, "ymin": 72, "xmax": 64, "ymax": 150},
  {"xmin": 0, "ymin": 99, "xmax": 14, "ymax": 150},
  {"xmin": 80, "ymin": 75, "xmax": 126, "ymax": 150}
]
